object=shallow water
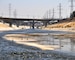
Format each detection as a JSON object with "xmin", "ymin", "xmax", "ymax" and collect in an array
[
  {"xmin": 31, "ymin": 34, "xmax": 75, "ymax": 52},
  {"xmin": 4, "ymin": 33, "xmax": 75, "ymax": 53}
]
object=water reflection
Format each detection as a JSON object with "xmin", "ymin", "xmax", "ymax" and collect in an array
[
  {"xmin": 3, "ymin": 34, "xmax": 75, "ymax": 52},
  {"xmin": 70, "ymin": 38, "xmax": 75, "ymax": 52},
  {"xmin": 53, "ymin": 35, "xmax": 75, "ymax": 52}
]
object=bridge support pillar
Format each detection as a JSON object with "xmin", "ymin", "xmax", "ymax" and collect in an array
[{"xmin": 32, "ymin": 20, "xmax": 35, "ymax": 29}]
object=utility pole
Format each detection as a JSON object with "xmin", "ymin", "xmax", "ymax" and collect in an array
[
  {"xmin": 59, "ymin": 3, "xmax": 62, "ymax": 19},
  {"xmin": 9, "ymin": 3, "xmax": 11, "ymax": 17}
]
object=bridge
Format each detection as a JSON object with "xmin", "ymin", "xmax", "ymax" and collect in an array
[{"xmin": 0, "ymin": 17, "xmax": 64, "ymax": 29}]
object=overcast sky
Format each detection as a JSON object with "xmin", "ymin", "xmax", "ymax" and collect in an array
[{"xmin": 0, "ymin": 0, "xmax": 75, "ymax": 18}]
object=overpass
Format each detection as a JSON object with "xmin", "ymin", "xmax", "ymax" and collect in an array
[{"xmin": 0, "ymin": 17, "xmax": 61, "ymax": 29}]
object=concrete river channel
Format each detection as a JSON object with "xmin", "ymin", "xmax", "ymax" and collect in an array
[{"xmin": 2, "ymin": 29, "xmax": 75, "ymax": 60}]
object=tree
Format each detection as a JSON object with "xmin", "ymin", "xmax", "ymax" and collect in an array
[{"xmin": 70, "ymin": 11, "xmax": 75, "ymax": 20}]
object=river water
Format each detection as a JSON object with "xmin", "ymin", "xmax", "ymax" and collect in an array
[{"xmin": 4, "ymin": 33, "xmax": 75, "ymax": 53}]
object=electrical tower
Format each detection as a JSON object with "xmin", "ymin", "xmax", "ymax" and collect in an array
[
  {"xmin": 46, "ymin": 11, "xmax": 48, "ymax": 19},
  {"xmin": 48, "ymin": 9, "xmax": 51, "ymax": 19},
  {"xmin": 52, "ymin": 8, "xmax": 55, "ymax": 19},
  {"xmin": 13, "ymin": 9, "xmax": 17, "ymax": 18},
  {"xmin": 43, "ymin": 9, "xmax": 51, "ymax": 19},
  {"xmin": 59, "ymin": 3, "xmax": 62, "ymax": 19},
  {"xmin": 9, "ymin": 3, "xmax": 11, "ymax": 17},
  {"xmin": 43, "ymin": 11, "xmax": 48, "ymax": 19},
  {"xmin": 1, "ymin": 13, "xmax": 3, "ymax": 17},
  {"xmin": 70, "ymin": 0, "xmax": 74, "ymax": 14}
]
